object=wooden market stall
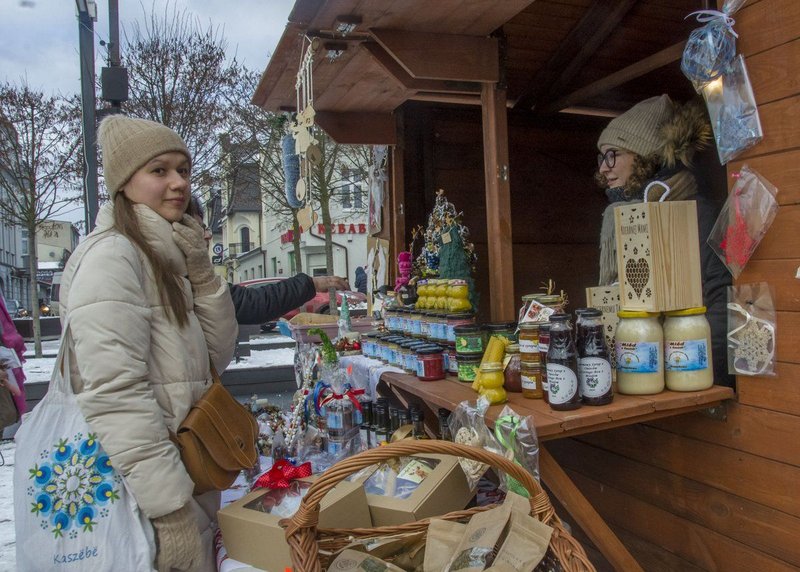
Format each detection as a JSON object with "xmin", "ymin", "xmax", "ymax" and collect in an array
[{"xmin": 253, "ymin": 0, "xmax": 800, "ymax": 569}]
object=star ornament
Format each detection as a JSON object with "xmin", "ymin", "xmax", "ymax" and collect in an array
[{"xmin": 728, "ymin": 315, "xmax": 775, "ymax": 375}]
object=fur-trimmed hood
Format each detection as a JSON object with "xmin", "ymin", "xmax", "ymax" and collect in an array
[{"xmin": 657, "ymin": 100, "xmax": 712, "ymax": 169}]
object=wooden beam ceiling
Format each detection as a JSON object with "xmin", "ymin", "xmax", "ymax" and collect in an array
[
  {"xmin": 512, "ymin": 0, "xmax": 638, "ymax": 111},
  {"xmin": 371, "ymin": 28, "xmax": 499, "ymax": 83},
  {"xmin": 544, "ymin": 41, "xmax": 686, "ymax": 114},
  {"xmin": 314, "ymin": 111, "xmax": 397, "ymax": 145}
]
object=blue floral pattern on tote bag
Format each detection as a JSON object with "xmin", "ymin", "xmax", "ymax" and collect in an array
[{"xmin": 27, "ymin": 432, "xmax": 120, "ymax": 539}]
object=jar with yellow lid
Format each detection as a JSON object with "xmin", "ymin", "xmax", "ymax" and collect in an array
[
  {"xmin": 478, "ymin": 362, "xmax": 507, "ymax": 404},
  {"xmin": 615, "ymin": 310, "xmax": 664, "ymax": 395},
  {"xmin": 663, "ymin": 307, "xmax": 713, "ymax": 391}
]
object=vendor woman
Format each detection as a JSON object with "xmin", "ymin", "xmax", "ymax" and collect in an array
[{"xmin": 595, "ymin": 94, "xmax": 732, "ymax": 387}]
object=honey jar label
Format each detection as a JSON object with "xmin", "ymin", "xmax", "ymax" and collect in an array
[
  {"xmin": 665, "ymin": 339, "xmax": 709, "ymax": 371},
  {"xmin": 615, "ymin": 341, "xmax": 660, "ymax": 373}
]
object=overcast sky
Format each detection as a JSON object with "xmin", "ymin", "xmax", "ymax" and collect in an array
[
  {"xmin": 1, "ymin": 0, "xmax": 295, "ymax": 95},
  {"xmin": 0, "ymin": 0, "xmax": 295, "ymax": 225}
]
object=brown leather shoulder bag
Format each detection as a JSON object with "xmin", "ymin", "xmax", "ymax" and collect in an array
[{"xmin": 174, "ymin": 363, "xmax": 258, "ymax": 494}]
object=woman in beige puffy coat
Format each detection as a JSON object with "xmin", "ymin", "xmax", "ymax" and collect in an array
[{"xmin": 59, "ymin": 115, "xmax": 237, "ymax": 571}]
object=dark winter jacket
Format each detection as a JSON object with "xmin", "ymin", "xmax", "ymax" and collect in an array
[
  {"xmin": 229, "ymin": 273, "xmax": 316, "ymax": 324},
  {"xmin": 354, "ymin": 267, "xmax": 367, "ymax": 295}
]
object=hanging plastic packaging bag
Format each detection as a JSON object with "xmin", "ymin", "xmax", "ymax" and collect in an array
[
  {"xmin": 707, "ymin": 165, "xmax": 779, "ymax": 278},
  {"xmin": 14, "ymin": 320, "xmax": 156, "ymax": 571},
  {"xmin": 681, "ymin": 1, "xmax": 747, "ymax": 91},
  {"xmin": 493, "ymin": 407, "xmax": 540, "ymax": 498},
  {"xmin": 726, "ymin": 282, "xmax": 776, "ymax": 377},
  {"xmin": 448, "ymin": 397, "xmax": 507, "ymax": 490},
  {"xmin": 701, "ymin": 54, "xmax": 763, "ymax": 164}
]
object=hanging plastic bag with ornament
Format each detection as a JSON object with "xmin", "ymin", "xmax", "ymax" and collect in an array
[
  {"xmin": 727, "ymin": 282, "xmax": 776, "ymax": 376},
  {"xmin": 681, "ymin": 1, "xmax": 747, "ymax": 91},
  {"xmin": 701, "ymin": 54, "xmax": 763, "ymax": 164},
  {"xmin": 707, "ymin": 165, "xmax": 779, "ymax": 278}
]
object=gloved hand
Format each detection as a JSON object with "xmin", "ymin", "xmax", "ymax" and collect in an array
[
  {"xmin": 151, "ymin": 503, "xmax": 202, "ymax": 572},
  {"xmin": 173, "ymin": 215, "xmax": 218, "ymax": 296}
]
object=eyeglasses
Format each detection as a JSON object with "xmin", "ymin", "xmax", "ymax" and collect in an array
[{"xmin": 597, "ymin": 149, "xmax": 621, "ymax": 169}]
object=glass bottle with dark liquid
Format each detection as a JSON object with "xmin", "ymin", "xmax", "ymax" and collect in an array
[
  {"xmin": 546, "ymin": 314, "xmax": 582, "ymax": 411},
  {"xmin": 578, "ymin": 308, "xmax": 614, "ymax": 405}
]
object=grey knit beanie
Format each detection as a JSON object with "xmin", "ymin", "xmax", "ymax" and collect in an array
[
  {"xmin": 98, "ymin": 115, "xmax": 190, "ymax": 196},
  {"xmin": 597, "ymin": 94, "xmax": 674, "ymax": 157}
]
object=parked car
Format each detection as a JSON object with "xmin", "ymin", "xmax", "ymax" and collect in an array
[{"xmin": 237, "ymin": 277, "xmax": 368, "ymax": 332}]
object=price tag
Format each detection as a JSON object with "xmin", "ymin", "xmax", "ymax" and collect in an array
[{"xmin": 441, "ymin": 230, "xmax": 452, "ymax": 244}]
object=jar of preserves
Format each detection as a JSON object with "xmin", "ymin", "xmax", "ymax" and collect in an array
[
  {"xmin": 447, "ymin": 347, "xmax": 458, "ymax": 375},
  {"xmin": 416, "ymin": 347, "xmax": 445, "ymax": 381},
  {"xmin": 430, "ymin": 313, "xmax": 447, "ymax": 343},
  {"xmin": 446, "ymin": 312, "xmax": 475, "ymax": 346},
  {"xmin": 484, "ymin": 322, "xmax": 518, "ymax": 343},
  {"xmin": 503, "ymin": 343, "xmax": 522, "ymax": 392},
  {"xmin": 454, "ymin": 325, "xmax": 484, "ymax": 355},
  {"xmin": 577, "ymin": 308, "xmax": 613, "ymax": 405},
  {"xmin": 479, "ymin": 362, "xmax": 507, "ymax": 404},
  {"xmin": 419, "ymin": 312, "xmax": 431, "ymax": 340},
  {"xmin": 615, "ymin": 311, "xmax": 664, "ymax": 395},
  {"xmin": 546, "ymin": 314, "xmax": 581, "ymax": 411},
  {"xmin": 457, "ymin": 354, "xmax": 482, "ymax": 383},
  {"xmin": 538, "ymin": 323, "xmax": 551, "ymax": 403},
  {"xmin": 408, "ymin": 310, "xmax": 422, "ymax": 337},
  {"xmin": 663, "ymin": 307, "xmax": 714, "ymax": 391},
  {"xmin": 521, "ymin": 361, "xmax": 544, "ymax": 399},
  {"xmin": 518, "ymin": 322, "xmax": 540, "ymax": 362}
]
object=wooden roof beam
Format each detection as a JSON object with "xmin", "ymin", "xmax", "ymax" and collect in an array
[
  {"xmin": 315, "ymin": 111, "xmax": 396, "ymax": 145},
  {"xmin": 363, "ymin": 42, "xmax": 482, "ymax": 95},
  {"xmin": 370, "ymin": 28, "xmax": 499, "ymax": 83},
  {"xmin": 544, "ymin": 41, "xmax": 685, "ymax": 114},
  {"xmin": 513, "ymin": 0, "xmax": 638, "ymax": 111}
]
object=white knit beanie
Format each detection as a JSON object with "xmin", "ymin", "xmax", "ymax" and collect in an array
[
  {"xmin": 98, "ymin": 115, "xmax": 190, "ymax": 196},
  {"xmin": 597, "ymin": 94, "xmax": 674, "ymax": 157}
]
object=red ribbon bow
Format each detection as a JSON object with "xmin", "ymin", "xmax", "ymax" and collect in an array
[{"xmin": 253, "ymin": 459, "xmax": 312, "ymax": 490}]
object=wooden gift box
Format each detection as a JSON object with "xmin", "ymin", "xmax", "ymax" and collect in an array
[
  {"xmin": 613, "ymin": 201, "xmax": 702, "ymax": 312},
  {"xmin": 585, "ymin": 285, "xmax": 620, "ymax": 369}
]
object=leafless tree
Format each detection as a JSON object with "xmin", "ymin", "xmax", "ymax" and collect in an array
[
  {"xmin": 0, "ymin": 82, "xmax": 81, "ymax": 357},
  {"xmin": 120, "ymin": 2, "xmax": 246, "ymax": 187}
]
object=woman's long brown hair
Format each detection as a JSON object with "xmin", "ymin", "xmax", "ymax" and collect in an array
[{"xmin": 113, "ymin": 193, "xmax": 189, "ymax": 328}]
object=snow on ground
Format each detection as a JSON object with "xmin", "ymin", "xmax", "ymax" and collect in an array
[
  {"xmin": 23, "ymin": 339, "xmax": 61, "ymax": 358},
  {"xmin": 227, "ymin": 348, "xmax": 295, "ymax": 369},
  {"xmin": 0, "ymin": 440, "xmax": 16, "ymax": 572},
  {"xmin": 244, "ymin": 334, "xmax": 294, "ymax": 346},
  {"xmin": 17, "ymin": 356, "xmax": 57, "ymax": 385}
]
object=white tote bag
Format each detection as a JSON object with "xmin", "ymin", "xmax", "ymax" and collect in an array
[{"xmin": 14, "ymin": 319, "xmax": 156, "ymax": 571}]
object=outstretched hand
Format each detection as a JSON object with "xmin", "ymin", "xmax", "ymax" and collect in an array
[{"xmin": 312, "ymin": 275, "xmax": 350, "ymax": 292}]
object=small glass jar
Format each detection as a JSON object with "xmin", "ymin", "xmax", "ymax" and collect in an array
[
  {"xmin": 446, "ymin": 312, "xmax": 476, "ymax": 346},
  {"xmin": 615, "ymin": 311, "xmax": 664, "ymax": 395},
  {"xmin": 663, "ymin": 307, "xmax": 713, "ymax": 391},
  {"xmin": 447, "ymin": 347, "xmax": 458, "ymax": 375},
  {"xmin": 416, "ymin": 347, "xmax": 445, "ymax": 381},
  {"xmin": 385, "ymin": 308, "xmax": 400, "ymax": 333},
  {"xmin": 518, "ymin": 322, "xmax": 540, "ymax": 362},
  {"xmin": 429, "ymin": 313, "xmax": 447, "ymax": 344},
  {"xmin": 398, "ymin": 341, "xmax": 414, "ymax": 373},
  {"xmin": 419, "ymin": 312, "xmax": 432, "ymax": 340},
  {"xmin": 408, "ymin": 310, "xmax": 422, "ymax": 337},
  {"xmin": 503, "ymin": 343, "xmax": 522, "ymax": 392},
  {"xmin": 457, "ymin": 354, "xmax": 482, "ymax": 383},
  {"xmin": 361, "ymin": 332, "xmax": 375, "ymax": 358},
  {"xmin": 386, "ymin": 337, "xmax": 403, "ymax": 367},
  {"xmin": 538, "ymin": 324, "xmax": 551, "ymax": 403},
  {"xmin": 521, "ymin": 361, "xmax": 544, "ymax": 399},
  {"xmin": 454, "ymin": 325, "xmax": 484, "ymax": 355},
  {"xmin": 483, "ymin": 321, "xmax": 518, "ymax": 343},
  {"xmin": 396, "ymin": 308, "xmax": 408, "ymax": 335}
]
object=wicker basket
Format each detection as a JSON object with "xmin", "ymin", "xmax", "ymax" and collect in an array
[{"xmin": 282, "ymin": 439, "xmax": 596, "ymax": 572}]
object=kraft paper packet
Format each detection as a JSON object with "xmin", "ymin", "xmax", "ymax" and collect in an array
[
  {"xmin": 443, "ymin": 501, "xmax": 513, "ymax": 572},
  {"xmin": 489, "ymin": 511, "xmax": 553, "ymax": 571},
  {"xmin": 423, "ymin": 519, "xmax": 468, "ymax": 572},
  {"xmin": 328, "ymin": 549, "xmax": 406, "ymax": 572},
  {"xmin": 367, "ymin": 531, "xmax": 427, "ymax": 571}
]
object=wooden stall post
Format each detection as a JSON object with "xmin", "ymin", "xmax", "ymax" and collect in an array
[{"xmin": 481, "ymin": 83, "xmax": 516, "ymax": 321}]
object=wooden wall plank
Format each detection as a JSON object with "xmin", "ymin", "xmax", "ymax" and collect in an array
[
  {"xmin": 746, "ymin": 38, "xmax": 800, "ymax": 106},
  {"xmin": 566, "ymin": 470, "xmax": 798, "ymax": 571},
  {"xmin": 737, "ymin": 0, "xmax": 800, "ymax": 57},
  {"xmin": 737, "ymin": 361, "xmax": 800, "ymax": 416},
  {"xmin": 578, "ymin": 424, "xmax": 800, "ymax": 516},
  {"xmin": 750, "ymin": 205, "xmax": 800, "ymax": 259},
  {"xmin": 775, "ymin": 311, "xmax": 800, "ymax": 364},
  {"xmin": 737, "ymin": 259, "xmax": 800, "ymax": 312},
  {"xmin": 737, "ymin": 95, "xmax": 800, "ymax": 160},
  {"xmin": 549, "ymin": 439, "xmax": 800, "ymax": 566},
  {"xmin": 728, "ymin": 149, "xmax": 800, "ymax": 206},
  {"xmin": 648, "ymin": 402, "xmax": 800, "ymax": 466}
]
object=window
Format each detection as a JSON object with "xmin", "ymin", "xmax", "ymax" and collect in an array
[
  {"xmin": 258, "ymin": 264, "xmax": 263, "ymax": 278},
  {"xmin": 271, "ymin": 257, "xmax": 277, "ymax": 276},
  {"xmin": 21, "ymin": 229, "xmax": 28, "ymax": 256},
  {"xmin": 244, "ymin": 269, "xmax": 249, "ymax": 281},
  {"xmin": 240, "ymin": 227, "xmax": 250, "ymax": 251},
  {"xmin": 340, "ymin": 169, "xmax": 363, "ymax": 210}
]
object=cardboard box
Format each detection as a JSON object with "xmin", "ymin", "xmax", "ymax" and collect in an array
[
  {"xmin": 362, "ymin": 454, "xmax": 474, "ymax": 527},
  {"xmin": 218, "ymin": 477, "xmax": 371, "ymax": 572},
  {"xmin": 613, "ymin": 201, "xmax": 702, "ymax": 312},
  {"xmin": 586, "ymin": 285, "xmax": 621, "ymax": 369}
]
